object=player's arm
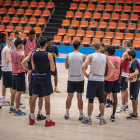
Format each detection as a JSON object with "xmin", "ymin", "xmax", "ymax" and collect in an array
[
  {"xmin": 119, "ymin": 64, "xmax": 122, "ymax": 82},
  {"xmin": 48, "ymin": 53, "xmax": 55, "ymax": 72},
  {"xmin": 82, "ymin": 54, "xmax": 92, "ymax": 78},
  {"xmin": 83, "ymin": 54, "xmax": 88, "ymax": 70},
  {"xmin": 5, "ymin": 48, "xmax": 11, "ymax": 63},
  {"xmin": 65, "ymin": 54, "xmax": 69, "ymax": 69},
  {"xmin": 105, "ymin": 56, "xmax": 115, "ymax": 80},
  {"xmin": 52, "ymin": 47, "xmax": 59, "ymax": 58},
  {"xmin": 121, "ymin": 52, "xmax": 128, "ymax": 63}
]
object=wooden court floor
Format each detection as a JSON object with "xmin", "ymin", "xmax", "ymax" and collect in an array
[{"xmin": 0, "ymin": 63, "xmax": 140, "ymax": 140}]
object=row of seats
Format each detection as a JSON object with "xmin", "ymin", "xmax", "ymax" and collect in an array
[{"xmin": 53, "ymin": 36, "xmax": 140, "ymax": 47}]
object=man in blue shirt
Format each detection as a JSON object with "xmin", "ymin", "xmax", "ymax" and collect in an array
[{"xmin": 126, "ymin": 50, "xmax": 140, "ymax": 120}]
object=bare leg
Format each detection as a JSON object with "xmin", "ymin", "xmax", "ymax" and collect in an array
[
  {"xmin": 125, "ymin": 89, "xmax": 128, "ymax": 104},
  {"xmin": 2, "ymin": 86, "xmax": 6, "ymax": 100},
  {"xmin": 120, "ymin": 90, "xmax": 126, "ymax": 106},
  {"xmin": 54, "ymin": 76, "xmax": 58, "ymax": 87},
  {"xmin": 99, "ymin": 103, "xmax": 105, "ymax": 116},
  {"xmin": 66, "ymin": 93, "xmax": 74, "ymax": 109},
  {"xmin": 110, "ymin": 92, "xmax": 113, "ymax": 101},
  {"xmin": 38, "ymin": 97, "xmax": 43, "ymax": 110},
  {"xmin": 88, "ymin": 103, "xmax": 93, "ymax": 116},
  {"xmin": 77, "ymin": 93, "xmax": 83, "ymax": 110},
  {"xmin": 44, "ymin": 95, "xmax": 50, "ymax": 115},
  {"xmin": 112, "ymin": 93, "xmax": 117, "ymax": 113},
  {"xmin": 15, "ymin": 91, "xmax": 22, "ymax": 109},
  {"xmin": 11, "ymin": 89, "xmax": 16, "ymax": 107},
  {"xmin": 104, "ymin": 92, "xmax": 108, "ymax": 106},
  {"xmin": 29, "ymin": 96, "xmax": 32, "ymax": 113},
  {"xmin": 30, "ymin": 94, "xmax": 38, "ymax": 113},
  {"xmin": 132, "ymin": 100, "xmax": 138, "ymax": 115}
]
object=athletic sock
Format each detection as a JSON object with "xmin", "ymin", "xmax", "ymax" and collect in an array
[
  {"xmin": 2, "ymin": 96, "xmax": 5, "ymax": 102},
  {"xmin": 16, "ymin": 108, "xmax": 19, "ymax": 111},
  {"xmin": 125, "ymin": 102, "xmax": 128, "ymax": 107},
  {"xmin": 38, "ymin": 110, "xmax": 42, "ymax": 115},
  {"xmin": 100, "ymin": 115, "xmax": 104, "ymax": 119},
  {"xmin": 66, "ymin": 109, "xmax": 69, "ymax": 115},
  {"xmin": 112, "ymin": 110, "xmax": 116, "ymax": 116},
  {"xmin": 31, "ymin": 113, "xmax": 35, "ymax": 120},
  {"xmin": 55, "ymin": 86, "xmax": 57, "ymax": 89},
  {"xmin": 46, "ymin": 115, "xmax": 50, "ymax": 122},
  {"xmin": 88, "ymin": 115, "xmax": 91, "ymax": 119},
  {"xmin": 79, "ymin": 110, "xmax": 83, "ymax": 116},
  {"xmin": 11, "ymin": 106, "xmax": 14, "ymax": 109}
]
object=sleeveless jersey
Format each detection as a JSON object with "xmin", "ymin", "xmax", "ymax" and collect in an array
[
  {"xmin": 11, "ymin": 50, "xmax": 25, "ymax": 73},
  {"xmin": 121, "ymin": 51, "xmax": 130, "ymax": 77},
  {"xmin": 68, "ymin": 52, "xmax": 84, "ymax": 81},
  {"xmin": 88, "ymin": 53, "xmax": 106, "ymax": 81},
  {"xmin": 1, "ymin": 46, "xmax": 12, "ymax": 71},
  {"xmin": 106, "ymin": 56, "xmax": 121, "ymax": 81},
  {"xmin": 24, "ymin": 37, "xmax": 36, "ymax": 56}
]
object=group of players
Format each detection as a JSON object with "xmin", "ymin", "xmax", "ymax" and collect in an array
[{"xmin": 0, "ymin": 29, "xmax": 139, "ymax": 127}]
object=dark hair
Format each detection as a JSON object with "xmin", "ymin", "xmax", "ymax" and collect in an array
[
  {"xmin": 36, "ymin": 41, "xmax": 40, "ymax": 48},
  {"xmin": 39, "ymin": 38, "xmax": 47, "ymax": 47},
  {"xmin": 15, "ymin": 29, "xmax": 21, "ymax": 35},
  {"xmin": 73, "ymin": 40, "xmax": 81, "ymax": 49},
  {"xmin": 100, "ymin": 43, "xmax": 105, "ymax": 48},
  {"xmin": 47, "ymin": 38, "xmax": 52, "ymax": 41},
  {"xmin": 107, "ymin": 45, "xmax": 115, "ymax": 56},
  {"xmin": 103, "ymin": 46, "xmax": 108, "ymax": 53},
  {"xmin": 128, "ymin": 50, "xmax": 136, "ymax": 59},
  {"xmin": 124, "ymin": 40, "xmax": 131, "ymax": 47},
  {"xmin": 0, "ymin": 33, "xmax": 6, "ymax": 38},
  {"xmin": 14, "ymin": 39, "xmax": 23, "ymax": 48},
  {"xmin": 29, "ymin": 30, "xmax": 35, "ymax": 35}
]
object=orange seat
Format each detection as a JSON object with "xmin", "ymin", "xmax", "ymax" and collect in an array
[
  {"xmin": 4, "ymin": 0, "xmax": 12, "ymax": 6},
  {"xmin": 24, "ymin": 26, "xmax": 32, "ymax": 33},
  {"xmin": 53, "ymin": 35, "xmax": 62, "ymax": 43},
  {"xmin": 34, "ymin": 10, "xmax": 41, "ymax": 17},
  {"xmin": 89, "ymin": 21, "xmax": 98, "ymax": 29},
  {"xmin": 0, "ymin": 25, "xmax": 5, "ymax": 32},
  {"xmin": 98, "ymin": 22, "xmax": 107, "ymax": 29},
  {"xmin": 28, "ymin": 18, "xmax": 37, "ymax": 25},
  {"xmin": 13, "ymin": 1, "xmax": 20, "ymax": 7},
  {"xmin": 82, "ymin": 37, "xmax": 91, "ymax": 44},
  {"xmin": 126, "ymin": 0, "xmax": 133, "ymax": 4},
  {"xmin": 57, "ymin": 29, "xmax": 66, "ymax": 36},
  {"xmin": 75, "ymin": 12, "xmax": 83, "ymax": 19},
  {"xmin": 0, "ymin": 8, "xmax": 7, "ymax": 15},
  {"xmin": 71, "ymin": 20, "xmax": 79, "ymax": 28},
  {"xmin": 130, "ymin": 14, "xmax": 138, "ymax": 22},
  {"xmin": 34, "ymin": 27, "xmax": 41, "ymax": 34},
  {"xmin": 92, "ymin": 38, "xmax": 101, "ymax": 44},
  {"xmin": 120, "ymin": 14, "xmax": 129, "ymax": 21},
  {"xmin": 63, "ymin": 36, "xmax": 71, "ymax": 43},
  {"xmin": 10, "ymin": 33, "xmax": 15, "ymax": 38},
  {"xmin": 112, "ymin": 39, "xmax": 121, "ymax": 46},
  {"xmin": 42, "ymin": 10, "xmax": 50, "ymax": 18},
  {"xmin": 69, "ymin": 3, "xmax": 77, "ymax": 10},
  {"xmin": 11, "ymin": 17, "xmax": 19, "ymax": 24},
  {"xmin": 83, "ymin": 12, "xmax": 92, "ymax": 19},
  {"xmin": 61, "ymin": 20, "xmax": 70, "ymax": 27},
  {"xmin": 91, "ymin": 0, "xmax": 98, "ymax": 2},
  {"xmin": 8, "ymin": 8, "xmax": 15, "ymax": 15},
  {"xmin": 96, "ymin": 4, "xmax": 104, "ymax": 12},
  {"xmin": 6, "ymin": 25, "xmax": 14, "ymax": 32},
  {"xmin": 3, "ymin": 16, "xmax": 10, "ymax": 24},
  {"xmin": 16, "ymin": 9, "xmax": 24, "ymax": 16},
  {"xmin": 93, "ymin": 13, "xmax": 101, "ymax": 20},
  {"xmin": 133, "ymin": 40, "xmax": 140, "ymax": 47},
  {"xmin": 15, "ymin": 26, "xmax": 23, "ymax": 32},
  {"xmin": 73, "ymin": 0, "xmax": 80, "ymax": 2},
  {"xmin": 76, "ymin": 30, "xmax": 85, "ymax": 37},
  {"xmin": 0, "ymin": 0, "xmax": 3, "ymax": 6},
  {"xmin": 72, "ymin": 37, "xmax": 81, "ymax": 43},
  {"xmin": 99, "ymin": 0, "xmax": 107, "ymax": 3},
  {"xmin": 37, "ymin": 18, "xmax": 45, "ymax": 26},
  {"xmin": 0, "ymin": 16, "xmax": 1, "ymax": 22},
  {"xmin": 108, "ymin": 22, "xmax": 117, "ymax": 30},
  {"xmin": 38, "ymin": 2, "xmax": 46, "ymax": 9},
  {"xmin": 30, "ymin": 1, "xmax": 37, "ymax": 8},
  {"xmin": 20, "ymin": 17, "xmax": 28, "ymax": 24},
  {"xmin": 65, "ymin": 11, "xmax": 74, "ymax": 18},
  {"xmin": 118, "ymin": 23, "xmax": 126, "ymax": 30},
  {"xmin": 78, "ymin": 4, "xmax": 86, "ymax": 11},
  {"xmin": 114, "ymin": 5, "xmax": 122, "ymax": 12},
  {"xmin": 80, "ymin": 21, "xmax": 88, "ymax": 28},
  {"xmin": 102, "ymin": 13, "xmax": 110, "ymax": 20},
  {"xmin": 85, "ymin": 31, "xmax": 94, "ymax": 38},
  {"xmin": 46, "ymin": 2, "xmax": 54, "ymax": 9},
  {"xmin": 82, "ymin": 0, "xmax": 89, "ymax": 2},
  {"xmin": 115, "ymin": 32, "xmax": 124, "ymax": 40},
  {"xmin": 95, "ymin": 31, "xmax": 104, "ymax": 38},
  {"xmin": 102, "ymin": 39, "xmax": 111, "ymax": 46},
  {"xmin": 21, "ymin": 1, "xmax": 28, "ymax": 8},
  {"xmin": 117, "ymin": 0, "xmax": 125, "ymax": 4},
  {"xmin": 87, "ymin": 4, "xmax": 95, "ymax": 12},
  {"xmin": 67, "ymin": 29, "xmax": 75, "ymax": 37},
  {"xmin": 111, "ymin": 13, "xmax": 119, "ymax": 21},
  {"xmin": 135, "ymin": 33, "xmax": 140, "ymax": 41},
  {"xmin": 2, "ymin": 32, "xmax": 8, "ymax": 38},
  {"xmin": 137, "ymin": 24, "xmax": 140, "ymax": 30},
  {"xmin": 123, "ymin": 6, "xmax": 131, "ymax": 13},
  {"xmin": 135, "ymin": 0, "xmax": 140, "ymax": 4},
  {"xmin": 128, "ymin": 23, "xmax": 136, "ymax": 30},
  {"xmin": 21, "ymin": 33, "xmax": 27, "ymax": 40},
  {"xmin": 108, "ymin": 0, "xmax": 116, "ymax": 4},
  {"xmin": 125, "ymin": 33, "xmax": 133, "ymax": 40},
  {"xmin": 105, "ymin": 32, "xmax": 114, "ymax": 39},
  {"xmin": 133, "ymin": 6, "xmax": 140, "ymax": 13},
  {"xmin": 25, "ymin": 9, "xmax": 33, "ymax": 16},
  {"xmin": 105, "ymin": 5, "xmax": 113, "ymax": 12}
]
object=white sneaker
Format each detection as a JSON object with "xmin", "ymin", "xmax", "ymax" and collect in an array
[
  {"xmin": 2, "ymin": 101, "xmax": 10, "ymax": 106},
  {"xmin": 0, "ymin": 97, "xmax": 2, "ymax": 103},
  {"xmin": 116, "ymin": 106, "xmax": 125, "ymax": 113}
]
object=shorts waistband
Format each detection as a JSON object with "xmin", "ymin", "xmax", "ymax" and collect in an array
[{"xmin": 35, "ymin": 73, "xmax": 47, "ymax": 76}]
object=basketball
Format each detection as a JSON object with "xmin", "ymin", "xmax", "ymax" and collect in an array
[{"xmin": 129, "ymin": 73, "xmax": 137, "ymax": 82}]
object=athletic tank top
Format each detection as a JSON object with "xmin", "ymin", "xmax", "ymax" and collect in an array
[
  {"xmin": 68, "ymin": 52, "xmax": 84, "ymax": 81},
  {"xmin": 1, "ymin": 46, "xmax": 12, "ymax": 71},
  {"xmin": 106, "ymin": 56, "xmax": 121, "ymax": 81},
  {"xmin": 11, "ymin": 50, "xmax": 25, "ymax": 73},
  {"xmin": 121, "ymin": 51, "xmax": 130, "ymax": 77},
  {"xmin": 24, "ymin": 37, "xmax": 36, "ymax": 56},
  {"xmin": 33, "ymin": 51, "xmax": 50, "ymax": 74},
  {"xmin": 88, "ymin": 53, "xmax": 106, "ymax": 81}
]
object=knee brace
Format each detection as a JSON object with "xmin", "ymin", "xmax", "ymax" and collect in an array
[
  {"xmin": 99, "ymin": 99, "xmax": 104, "ymax": 104},
  {"xmin": 88, "ymin": 99, "xmax": 94, "ymax": 103}
]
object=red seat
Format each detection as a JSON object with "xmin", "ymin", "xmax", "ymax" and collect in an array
[
  {"xmin": 80, "ymin": 21, "xmax": 88, "ymax": 28},
  {"xmin": 96, "ymin": 4, "xmax": 104, "ymax": 12},
  {"xmin": 114, "ymin": 5, "xmax": 122, "ymax": 12},
  {"xmin": 108, "ymin": 0, "xmax": 116, "ymax": 4},
  {"xmin": 13, "ymin": 1, "xmax": 20, "ymax": 7},
  {"xmin": 10, "ymin": 33, "xmax": 15, "ymax": 38},
  {"xmin": 126, "ymin": 0, "xmax": 133, "ymax": 4},
  {"xmin": 65, "ymin": 11, "xmax": 74, "ymax": 18},
  {"xmin": 98, "ymin": 22, "xmax": 107, "ymax": 29},
  {"xmin": 108, "ymin": 22, "xmax": 117, "ymax": 30},
  {"xmin": 130, "ymin": 14, "xmax": 138, "ymax": 22},
  {"xmin": 30, "ymin": 1, "xmax": 37, "ymax": 8},
  {"xmin": 0, "ymin": 25, "xmax": 5, "ymax": 32},
  {"xmin": 69, "ymin": 3, "xmax": 77, "ymax": 10},
  {"xmin": 16, "ymin": 9, "xmax": 24, "ymax": 16},
  {"xmin": 135, "ymin": 33, "xmax": 140, "ymax": 41},
  {"xmin": 46, "ymin": 2, "xmax": 54, "ymax": 9},
  {"xmin": 91, "ymin": 0, "xmax": 98, "ymax": 2},
  {"xmin": 21, "ymin": 33, "xmax": 27, "ymax": 40},
  {"xmin": 82, "ymin": 37, "xmax": 91, "ymax": 44},
  {"xmin": 99, "ymin": 0, "xmax": 107, "ymax": 4},
  {"xmin": 135, "ymin": 0, "xmax": 140, "ymax": 4},
  {"xmin": 75, "ymin": 12, "xmax": 83, "ymax": 19},
  {"xmin": 63, "ymin": 36, "xmax": 71, "ymax": 43},
  {"xmin": 118, "ymin": 23, "xmax": 126, "ymax": 30},
  {"xmin": 92, "ymin": 38, "xmax": 101, "ymax": 44},
  {"xmin": 38, "ymin": 2, "xmax": 46, "ymax": 9},
  {"xmin": 137, "ymin": 24, "xmax": 140, "ymax": 30},
  {"xmin": 117, "ymin": 0, "xmax": 125, "ymax": 4},
  {"xmin": 15, "ymin": 26, "xmax": 23, "ymax": 32},
  {"xmin": 28, "ymin": 18, "xmax": 37, "ymax": 25},
  {"xmin": 120, "ymin": 14, "xmax": 129, "ymax": 22},
  {"xmin": 61, "ymin": 20, "xmax": 70, "ymax": 27},
  {"xmin": 78, "ymin": 4, "xmax": 86, "ymax": 11},
  {"xmin": 85, "ymin": 31, "xmax": 94, "ymax": 38},
  {"xmin": 0, "ymin": 0, "xmax": 3, "ymax": 6},
  {"xmin": 125, "ymin": 33, "xmax": 133, "ymax": 40},
  {"xmin": 105, "ymin": 5, "xmax": 113, "ymax": 12},
  {"xmin": 105, "ymin": 32, "xmax": 114, "ymax": 39},
  {"xmin": 11, "ymin": 17, "xmax": 19, "ymax": 24},
  {"xmin": 0, "ymin": 8, "xmax": 7, "ymax": 15},
  {"xmin": 21, "ymin": 1, "xmax": 28, "ymax": 8},
  {"xmin": 102, "ymin": 13, "xmax": 110, "ymax": 20},
  {"xmin": 24, "ymin": 26, "xmax": 32, "ymax": 33},
  {"xmin": 37, "ymin": 18, "xmax": 45, "ymax": 26},
  {"xmin": 4, "ymin": 0, "xmax": 12, "ymax": 7},
  {"xmin": 20, "ymin": 17, "xmax": 28, "ymax": 24},
  {"xmin": 42, "ymin": 10, "xmax": 50, "ymax": 18},
  {"xmin": 34, "ymin": 27, "xmax": 41, "ymax": 34},
  {"xmin": 3, "ymin": 16, "xmax": 10, "ymax": 24},
  {"xmin": 93, "ymin": 13, "xmax": 101, "ymax": 20},
  {"xmin": 8, "ymin": 8, "xmax": 15, "ymax": 15},
  {"xmin": 123, "ymin": 6, "xmax": 131, "ymax": 13},
  {"xmin": 133, "ymin": 6, "xmax": 140, "ymax": 13},
  {"xmin": 6, "ymin": 25, "xmax": 14, "ymax": 32},
  {"xmin": 87, "ymin": 4, "xmax": 95, "ymax": 12},
  {"xmin": 34, "ymin": 10, "xmax": 41, "ymax": 17},
  {"xmin": 111, "ymin": 13, "xmax": 119, "ymax": 21},
  {"xmin": 71, "ymin": 20, "xmax": 79, "ymax": 28},
  {"xmin": 53, "ymin": 35, "xmax": 62, "ymax": 43},
  {"xmin": 83, "ymin": 12, "xmax": 92, "ymax": 19},
  {"xmin": 89, "ymin": 21, "xmax": 98, "ymax": 29},
  {"xmin": 95, "ymin": 31, "xmax": 104, "ymax": 38},
  {"xmin": 128, "ymin": 23, "xmax": 136, "ymax": 31},
  {"xmin": 25, "ymin": 9, "xmax": 33, "ymax": 16}
]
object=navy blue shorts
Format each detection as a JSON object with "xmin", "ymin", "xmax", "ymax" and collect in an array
[
  {"xmin": 51, "ymin": 68, "xmax": 57, "ymax": 76},
  {"xmin": 130, "ymin": 81, "xmax": 139, "ymax": 100},
  {"xmin": 86, "ymin": 81, "xmax": 104, "ymax": 100},
  {"xmin": 105, "ymin": 79, "xmax": 120, "ymax": 94},
  {"xmin": 12, "ymin": 72, "xmax": 25, "ymax": 91},
  {"xmin": 120, "ymin": 77, "xmax": 128, "ymax": 91},
  {"xmin": 28, "ymin": 60, "xmax": 32, "ymax": 70},
  {"xmin": 33, "ymin": 73, "xmax": 53, "ymax": 96},
  {"xmin": 67, "ymin": 80, "xmax": 84, "ymax": 93},
  {"xmin": 3, "ymin": 71, "xmax": 12, "ymax": 88},
  {"xmin": 29, "ymin": 72, "xmax": 44, "ymax": 97}
]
